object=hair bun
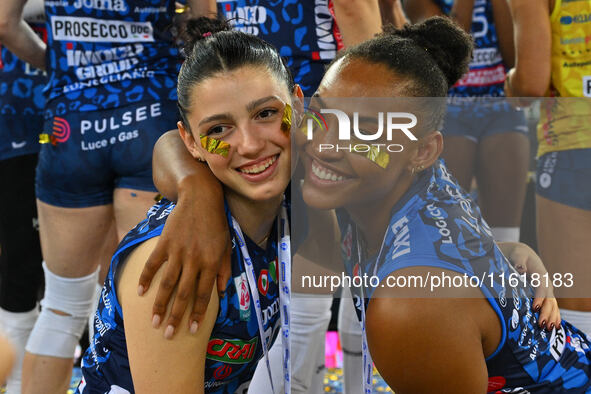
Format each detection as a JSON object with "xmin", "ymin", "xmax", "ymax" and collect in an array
[
  {"xmin": 388, "ymin": 16, "xmax": 472, "ymax": 88},
  {"xmin": 183, "ymin": 17, "xmax": 232, "ymax": 57}
]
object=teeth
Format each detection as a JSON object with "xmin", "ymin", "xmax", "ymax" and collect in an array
[
  {"xmin": 239, "ymin": 155, "xmax": 277, "ymax": 174},
  {"xmin": 311, "ymin": 162, "xmax": 344, "ymax": 182}
]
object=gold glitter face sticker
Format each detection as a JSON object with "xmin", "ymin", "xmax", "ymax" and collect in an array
[
  {"xmin": 365, "ymin": 145, "xmax": 390, "ymax": 169},
  {"xmin": 281, "ymin": 103, "xmax": 292, "ymax": 135},
  {"xmin": 200, "ymin": 135, "xmax": 230, "ymax": 158}
]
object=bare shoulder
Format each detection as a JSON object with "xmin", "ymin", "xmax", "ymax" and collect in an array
[
  {"xmin": 117, "ymin": 237, "xmax": 219, "ymax": 393},
  {"xmin": 365, "ymin": 267, "xmax": 497, "ymax": 394}
]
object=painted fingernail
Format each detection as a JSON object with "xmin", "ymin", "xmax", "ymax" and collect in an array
[
  {"xmin": 137, "ymin": 285, "xmax": 144, "ymax": 296},
  {"xmin": 164, "ymin": 325, "xmax": 175, "ymax": 339},
  {"xmin": 152, "ymin": 314, "xmax": 161, "ymax": 328},
  {"xmin": 541, "ymin": 320, "xmax": 546, "ymax": 327},
  {"xmin": 535, "ymin": 304, "xmax": 541, "ymax": 312},
  {"xmin": 190, "ymin": 321, "xmax": 199, "ymax": 334},
  {"xmin": 550, "ymin": 323, "xmax": 555, "ymax": 330}
]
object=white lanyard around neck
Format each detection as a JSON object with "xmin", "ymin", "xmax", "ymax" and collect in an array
[
  {"xmin": 230, "ymin": 202, "xmax": 291, "ymax": 394},
  {"xmin": 355, "ymin": 225, "xmax": 389, "ymax": 394}
]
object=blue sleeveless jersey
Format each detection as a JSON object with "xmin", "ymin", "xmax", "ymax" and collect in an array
[
  {"xmin": 339, "ymin": 160, "xmax": 591, "ymax": 393},
  {"xmin": 0, "ymin": 23, "xmax": 47, "ymax": 160},
  {"xmin": 44, "ymin": 0, "xmax": 179, "ymax": 115},
  {"xmin": 217, "ymin": 0, "xmax": 342, "ymax": 95},
  {"xmin": 434, "ymin": 0, "xmax": 507, "ymax": 100},
  {"xmin": 77, "ymin": 198, "xmax": 287, "ymax": 394}
]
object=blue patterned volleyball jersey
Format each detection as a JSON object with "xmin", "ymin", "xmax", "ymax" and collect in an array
[
  {"xmin": 217, "ymin": 0, "xmax": 343, "ymax": 95},
  {"xmin": 0, "ymin": 23, "xmax": 47, "ymax": 160},
  {"xmin": 434, "ymin": 0, "xmax": 507, "ymax": 100},
  {"xmin": 338, "ymin": 160, "xmax": 591, "ymax": 393},
  {"xmin": 77, "ymin": 198, "xmax": 288, "ymax": 394},
  {"xmin": 44, "ymin": 0, "xmax": 179, "ymax": 115}
]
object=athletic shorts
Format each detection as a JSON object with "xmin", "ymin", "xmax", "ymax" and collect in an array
[
  {"xmin": 36, "ymin": 100, "xmax": 179, "ymax": 208},
  {"xmin": 0, "ymin": 153, "xmax": 43, "ymax": 312},
  {"xmin": 442, "ymin": 101, "xmax": 528, "ymax": 142},
  {"xmin": 536, "ymin": 148, "xmax": 591, "ymax": 211}
]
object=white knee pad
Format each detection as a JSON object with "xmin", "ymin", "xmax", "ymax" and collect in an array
[
  {"xmin": 26, "ymin": 262, "xmax": 99, "ymax": 358},
  {"xmin": 0, "ymin": 306, "xmax": 38, "ymax": 394}
]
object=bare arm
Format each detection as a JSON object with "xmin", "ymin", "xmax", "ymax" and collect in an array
[
  {"xmin": 367, "ymin": 269, "xmax": 495, "ymax": 393},
  {"xmin": 491, "ymin": 0, "xmax": 515, "ymax": 68},
  {"xmin": 449, "ymin": 0, "xmax": 475, "ymax": 33},
  {"xmin": 332, "ymin": 0, "xmax": 383, "ymax": 46},
  {"xmin": 379, "ymin": 0, "xmax": 409, "ymax": 28},
  {"xmin": 0, "ymin": 0, "xmax": 45, "ymax": 70},
  {"xmin": 120, "ymin": 238, "xmax": 219, "ymax": 393},
  {"xmin": 403, "ymin": 0, "xmax": 443, "ymax": 23},
  {"xmin": 505, "ymin": 0, "xmax": 551, "ymax": 97},
  {"xmin": 139, "ymin": 130, "xmax": 230, "ymax": 338},
  {"xmin": 0, "ymin": 333, "xmax": 15, "ymax": 384},
  {"xmin": 186, "ymin": 0, "xmax": 217, "ymax": 18}
]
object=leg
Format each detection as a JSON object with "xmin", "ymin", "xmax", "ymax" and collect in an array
[
  {"xmin": 440, "ymin": 135, "xmax": 477, "ymax": 191},
  {"xmin": 536, "ymin": 196, "xmax": 591, "ymax": 312},
  {"xmin": 113, "ymin": 188, "xmax": 160, "ymax": 240},
  {"xmin": 22, "ymin": 201, "xmax": 117, "ymax": 394},
  {"xmin": 0, "ymin": 154, "xmax": 43, "ymax": 394},
  {"xmin": 476, "ymin": 132, "xmax": 529, "ymax": 240}
]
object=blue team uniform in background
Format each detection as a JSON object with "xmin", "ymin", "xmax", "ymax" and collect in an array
[
  {"xmin": 217, "ymin": 0, "xmax": 341, "ymax": 96},
  {"xmin": 0, "ymin": 22, "xmax": 46, "ymax": 161},
  {"xmin": 433, "ymin": 0, "xmax": 527, "ymax": 140},
  {"xmin": 77, "ymin": 197, "xmax": 290, "ymax": 393},
  {"xmin": 339, "ymin": 160, "xmax": 591, "ymax": 393},
  {"xmin": 36, "ymin": 0, "xmax": 181, "ymax": 207}
]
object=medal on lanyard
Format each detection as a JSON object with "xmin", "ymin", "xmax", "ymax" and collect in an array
[
  {"xmin": 230, "ymin": 200, "xmax": 291, "ymax": 394},
  {"xmin": 355, "ymin": 226, "xmax": 389, "ymax": 394}
]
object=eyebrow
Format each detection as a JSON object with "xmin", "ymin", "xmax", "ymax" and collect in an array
[
  {"xmin": 198, "ymin": 96, "xmax": 282, "ymax": 127},
  {"xmin": 246, "ymin": 95, "xmax": 281, "ymax": 113}
]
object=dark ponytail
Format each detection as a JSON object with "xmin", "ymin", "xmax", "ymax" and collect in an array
[
  {"xmin": 334, "ymin": 16, "xmax": 472, "ymax": 131},
  {"xmin": 177, "ymin": 17, "xmax": 294, "ymax": 129}
]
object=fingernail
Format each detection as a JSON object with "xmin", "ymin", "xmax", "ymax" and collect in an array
[
  {"xmin": 190, "ymin": 321, "xmax": 199, "ymax": 334},
  {"xmin": 152, "ymin": 314, "xmax": 161, "ymax": 328},
  {"xmin": 137, "ymin": 285, "xmax": 144, "ymax": 296},
  {"xmin": 541, "ymin": 320, "xmax": 546, "ymax": 327},
  {"xmin": 220, "ymin": 291, "xmax": 226, "ymax": 299},
  {"xmin": 535, "ymin": 304, "xmax": 541, "ymax": 312},
  {"xmin": 164, "ymin": 325, "xmax": 175, "ymax": 339},
  {"xmin": 550, "ymin": 323, "xmax": 555, "ymax": 330}
]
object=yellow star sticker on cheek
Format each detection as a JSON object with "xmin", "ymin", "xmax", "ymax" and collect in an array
[
  {"xmin": 281, "ymin": 103, "xmax": 292, "ymax": 135},
  {"xmin": 364, "ymin": 145, "xmax": 390, "ymax": 169},
  {"xmin": 200, "ymin": 135, "xmax": 230, "ymax": 158}
]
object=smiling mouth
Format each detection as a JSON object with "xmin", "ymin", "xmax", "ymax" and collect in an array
[
  {"xmin": 237, "ymin": 155, "xmax": 278, "ymax": 174},
  {"xmin": 311, "ymin": 160, "xmax": 350, "ymax": 182}
]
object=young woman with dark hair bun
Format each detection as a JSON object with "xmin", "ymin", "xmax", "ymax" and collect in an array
[{"xmin": 75, "ymin": 17, "xmax": 300, "ymax": 393}]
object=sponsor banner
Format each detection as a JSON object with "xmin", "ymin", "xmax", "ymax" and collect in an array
[
  {"xmin": 455, "ymin": 64, "xmax": 506, "ymax": 87},
  {"xmin": 206, "ymin": 337, "xmax": 258, "ymax": 364},
  {"xmin": 471, "ymin": 48, "xmax": 502, "ymax": 68},
  {"xmin": 51, "ymin": 16, "xmax": 154, "ymax": 43}
]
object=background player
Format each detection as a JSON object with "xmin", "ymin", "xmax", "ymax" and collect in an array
[
  {"xmin": 504, "ymin": 0, "xmax": 591, "ymax": 336},
  {"xmin": 404, "ymin": 0, "xmax": 530, "ymax": 244},
  {"xmin": 0, "ymin": 0, "xmax": 208, "ymax": 393},
  {"xmin": 0, "ymin": 0, "xmax": 46, "ymax": 392}
]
